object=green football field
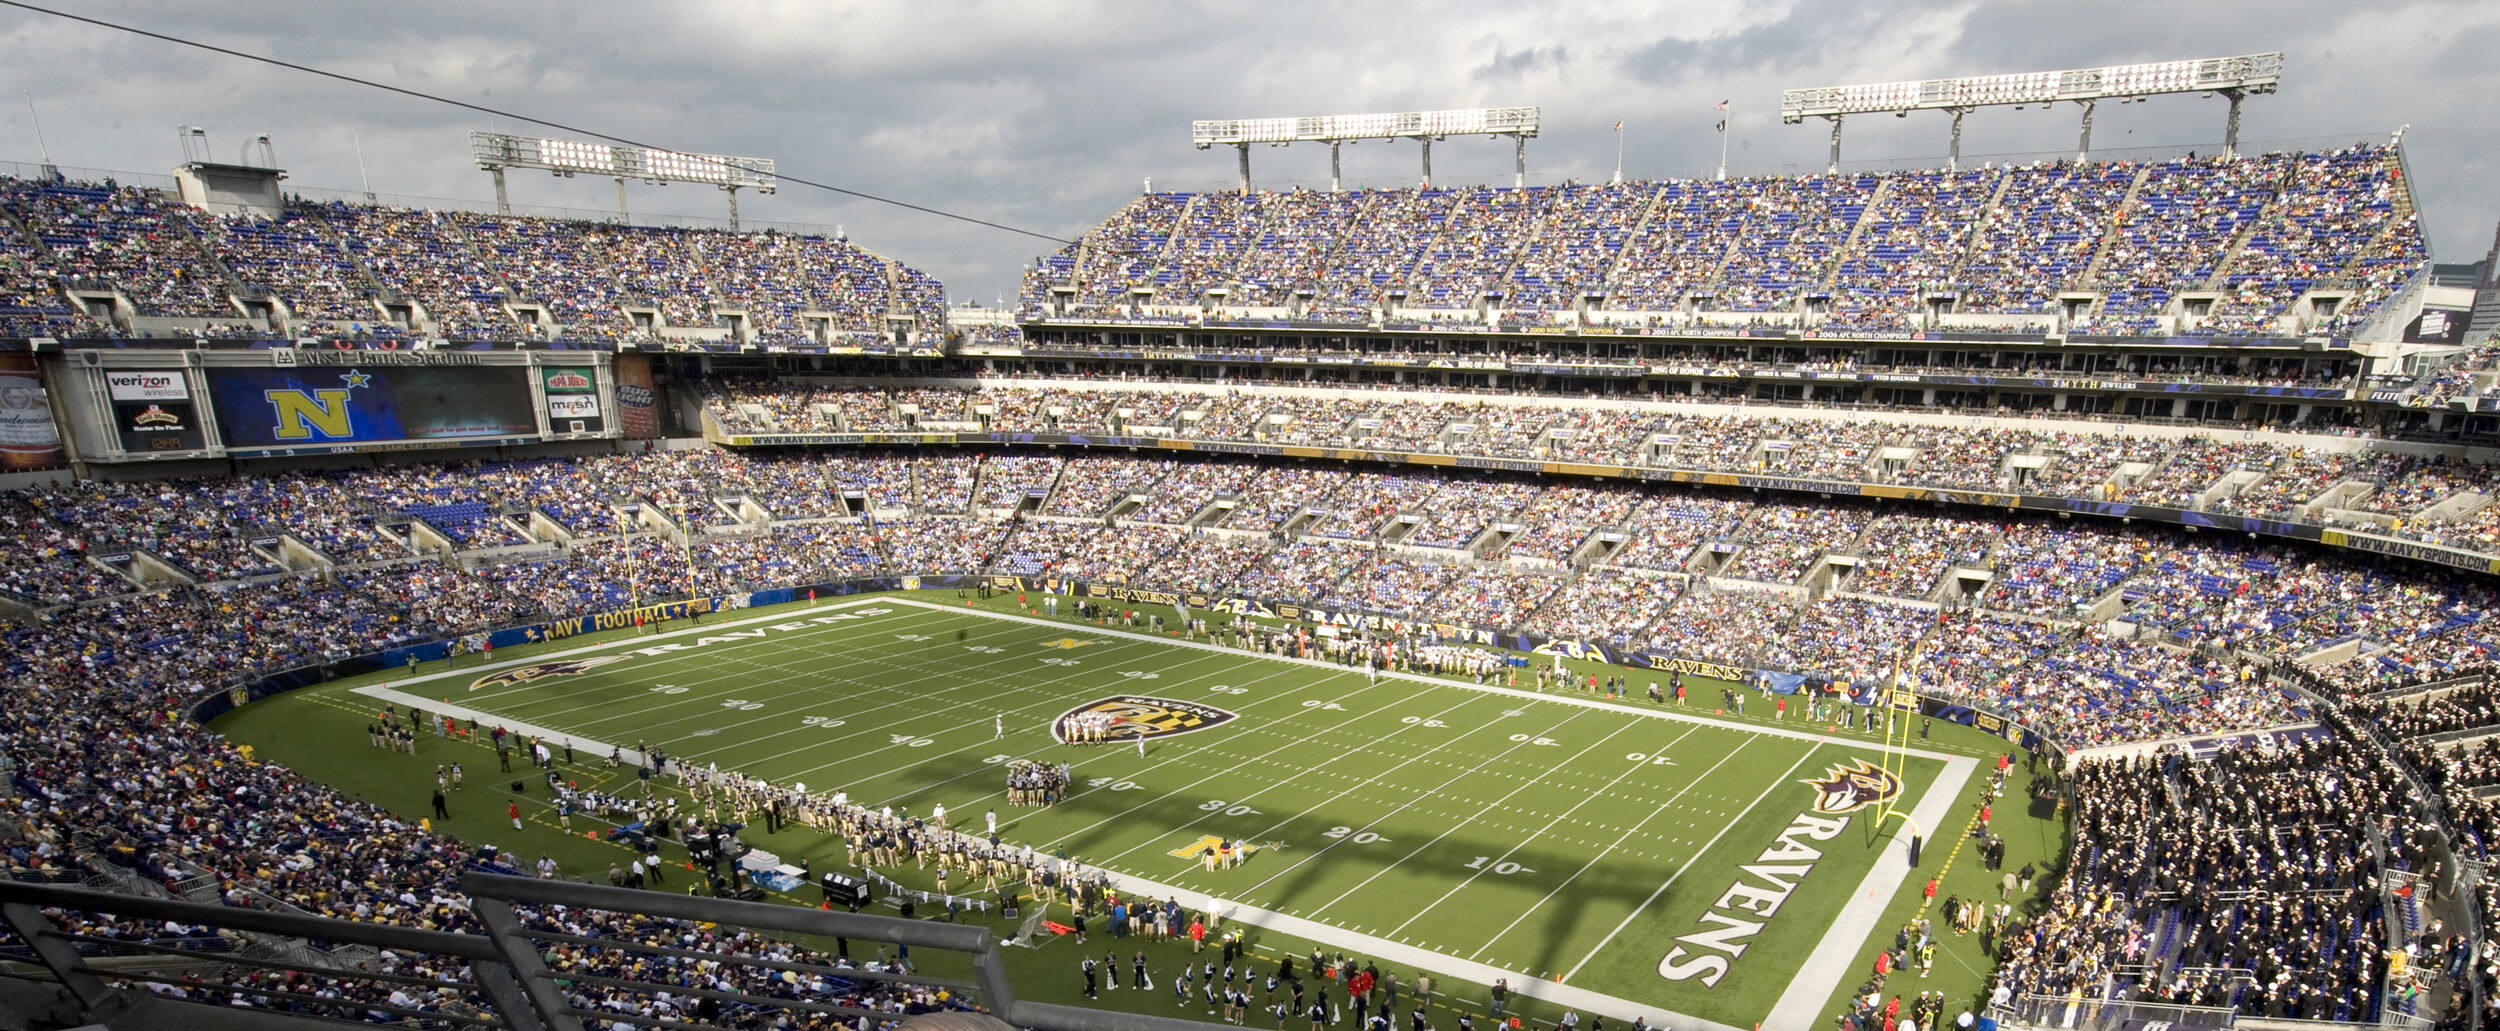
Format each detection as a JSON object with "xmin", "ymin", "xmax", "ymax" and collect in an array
[{"xmin": 260, "ymin": 593, "xmax": 1982, "ymax": 1030}]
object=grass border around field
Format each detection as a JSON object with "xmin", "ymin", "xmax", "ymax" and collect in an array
[{"xmin": 339, "ymin": 593, "xmax": 1982, "ymax": 1031}]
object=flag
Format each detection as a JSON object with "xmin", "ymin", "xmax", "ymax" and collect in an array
[
  {"xmin": 1715, "ymin": 99, "xmax": 1728, "ymax": 110},
  {"xmin": 1716, "ymin": 120, "xmax": 1727, "ymax": 133},
  {"xmin": 1612, "ymin": 119, "xmax": 1623, "ymax": 132}
]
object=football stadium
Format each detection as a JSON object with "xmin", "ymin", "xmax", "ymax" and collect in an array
[{"xmin": 0, "ymin": 13, "xmax": 2495, "ymax": 1031}]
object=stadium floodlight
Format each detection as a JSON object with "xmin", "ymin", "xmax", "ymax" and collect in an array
[
  {"xmin": 1190, "ymin": 106, "xmax": 1540, "ymax": 192},
  {"xmin": 469, "ymin": 131, "xmax": 777, "ymax": 229},
  {"xmin": 1778, "ymin": 53, "xmax": 2282, "ymax": 171}
]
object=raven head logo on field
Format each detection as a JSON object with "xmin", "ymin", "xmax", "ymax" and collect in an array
[
  {"xmin": 1800, "ymin": 757, "xmax": 1904, "ymax": 815},
  {"xmin": 467, "ymin": 656, "xmax": 628, "ymax": 691}
]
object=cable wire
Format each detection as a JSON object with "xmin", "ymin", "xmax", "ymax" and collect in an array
[{"xmin": 0, "ymin": 0, "xmax": 1075, "ymax": 244}]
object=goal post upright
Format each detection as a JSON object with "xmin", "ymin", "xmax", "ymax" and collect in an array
[{"xmin": 1873, "ymin": 655, "xmax": 1924, "ymax": 862}]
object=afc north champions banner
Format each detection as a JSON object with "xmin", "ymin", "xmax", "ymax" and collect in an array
[{"xmin": 206, "ymin": 365, "xmax": 537, "ymax": 449}]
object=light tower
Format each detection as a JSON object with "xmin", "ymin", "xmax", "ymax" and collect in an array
[
  {"xmin": 469, "ymin": 132, "xmax": 777, "ymax": 228},
  {"xmin": 1192, "ymin": 107, "xmax": 1541, "ymax": 192},
  {"xmin": 1779, "ymin": 52, "xmax": 2283, "ymax": 172}
]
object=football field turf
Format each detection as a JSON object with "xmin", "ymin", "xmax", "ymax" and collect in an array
[{"xmin": 330, "ymin": 595, "xmax": 1977, "ymax": 1030}]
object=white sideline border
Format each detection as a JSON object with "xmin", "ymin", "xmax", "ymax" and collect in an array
[{"xmin": 340, "ymin": 592, "xmax": 1983, "ymax": 1030}]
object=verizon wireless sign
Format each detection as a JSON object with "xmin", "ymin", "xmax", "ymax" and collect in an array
[{"xmin": 105, "ymin": 370, "xmax": 190, "ymax": 402}]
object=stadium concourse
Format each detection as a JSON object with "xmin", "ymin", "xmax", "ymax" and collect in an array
[{"xmin": 0, "ymin": 132, "xmax": 2492, "ymax": 1031}]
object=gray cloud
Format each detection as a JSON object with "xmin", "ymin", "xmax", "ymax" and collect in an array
[
  {"xmin": 0, "ymin": 1, "xmax": 2491, "ymax": 304},
  {"xmin": 1474, "ymin": 43, "xmax": 1570, "ymax": 83}
]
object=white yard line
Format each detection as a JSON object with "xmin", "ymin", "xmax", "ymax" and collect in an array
[
  {"xmin": 1051, "ymin": 685, "xmax": 1466, "ymax": 859},
  {"xmin": 1301, "ymin": 719, "xmax": 1643, "ymax": 916},
  {"xmin": 1385, "ymin": 722, "xmax": 1699, "ymax": 940},
  {"xmin": 1077, "ymin": 865, "xmax": 1752, "ymax": 1031},
  {"xmin": 1230, "ymin": 709, "xmax": 1594, "ymax": 897},
  {"xmin": 890, "ymin": 602, "xmax": 1960, "ymax": 765},
  {"xmin": 354, "ymin": 597, "xmax": 898, "ymax": 768},
  {"xmin": 898, "ymin": 661, "xmax": 1337, "ymax": 813},
  {"xmin": 1554, "ymin": 741, "xmax": 1821, "ymax": 978}
]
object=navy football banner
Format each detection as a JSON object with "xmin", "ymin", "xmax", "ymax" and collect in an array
[{"xmin": 205, "ymin": 366, "xmax": 537, "ymax": 449}]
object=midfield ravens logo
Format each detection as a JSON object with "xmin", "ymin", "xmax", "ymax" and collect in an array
[
  {"xmin": 1800, "ymin": 758, "xmax": 1904, "ymax": 815},
  {"xmin": 467, "ymin": 656, "xmax": 628, "ymax": 691},
  {"xmin": 1052, "ymin": 695, "xmax": 1239, "ymax": 744}
]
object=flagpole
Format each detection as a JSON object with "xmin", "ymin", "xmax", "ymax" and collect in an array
[
  {"xmin": 1612, "ymin": 121, "xmax": 1624, "ymax": 185},
  {"xmin": 1717, "ymin": 103, "xmax": 1730, "ymax": 181}
]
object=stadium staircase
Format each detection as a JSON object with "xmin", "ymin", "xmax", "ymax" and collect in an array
[
  {"xmin": 2076, "ymin": 163, "xmax": 2158, "ymax": 293},
  {"xmin": 159, "ymin": 205, "xmax": 256, "ymax": 319},
  {"xmin": 1035, "ymin": 459, "xmax": 1071, "ymax": 517},
  {"xmin": 1949, "ymin": 167, "xmax": 2018, "ymax": 273},
  {"xmin": 2201, "ymin": 162, "xmax": 2298, "ymax": 293},
  {"xmin": 307, "ymin": 207, "xmax": 399, "ymax": 308},
  {"xmin": 1810, "ymin": 176, "xmax": 1894, "ymax": 299},
  {"xmin": 1700, "ymin": 191, "xmax": 1756, "ymax": 299},
  {"xmin": 1486, "ymin": 191, "xmax": 1562, "ymax": 311},
  {"xmin": 962, "ymin": 454, "xmax": 997, "ymax": 516},
  {"xmin": 1594, "ymin": 183, "xmax": 1670, "ymax": 308},
  {"xmin": 434, "ymin": 215, "xmax": 525, "ymax": 338},
  {"xmin": 1387, "ymin": 190, "xmax": 1473, "ymax": 307},
  {"xmin": 0, "ymin": 207, "xmax": 91, "ymax": 325}
]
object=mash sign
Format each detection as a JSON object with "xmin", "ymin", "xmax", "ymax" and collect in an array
[{"xmin": 1052, "ymin": 695, "xmax": 1238, "ymax": 744}]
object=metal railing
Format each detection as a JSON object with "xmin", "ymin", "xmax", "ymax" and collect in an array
[
  {"xmin": 1986, "ymin": 991, "xmax": 2236, "ymax": 1030},
  {"xmin": 0, "ymin": 873, "xmax": 1238, "ymax": 1031}
]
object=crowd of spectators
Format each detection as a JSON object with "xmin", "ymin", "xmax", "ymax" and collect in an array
[
  {"xmin": 1756, "ymin": 597, "xmax": 1934, "ymax": 685},
  {"xmin": 1993, "ymin": 739, "xmax": 2426, "ymax": 1024},
  {"xmin": 1846, "ymin": 514, "xmax": 2000, "ymax": 599},
  {"xmin": 1728, "ymin": 501, "xmax": 1873, "ymax": 583},
  {"xmin": 2, "ymin": 179, "xmax": 236, "ymax": 318},
  {"xmin": 2205, "ymin": 147, "xmax": 2409, "ymax": 334},
  {"xmin": 1644, "ymin": 588, "xmax": 1802, "ymax": 665},
  {"xmin": 11, "ymin": 432, "xmax": 2500, "ymax": 1027},
  {"xmin": 19, "ymin": 381, "xmax": 2500, "ymax": 709},
  {"xmin": 1020, "ymin": 146, "xmax": 2423, "ymax": 338},
  {"xmin": 1522, "ymin": 566, "xmax": 1681, "ymax": 645},
  {"xmin": 0, "ymin": 175, "xmax": 929, "ymax": 343},
  {"xmin": 1987, "ymin": 524, "xmax": 2152, "ymax": 619}
]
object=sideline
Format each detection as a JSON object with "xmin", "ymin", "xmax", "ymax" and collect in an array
[
  {"xmin": 1075, "ymin": 861, "xmax": 1752, "ymax": 1031},
  {"xmin": 1762, "ymin": 751, "xmax": 1979, "ymax": 1029},
  {"xmin": 352, "ymin": 596, "xmax": 896, "ymax": 766}
]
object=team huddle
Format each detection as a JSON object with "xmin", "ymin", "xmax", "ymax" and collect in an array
[
  {"xmin": 1006, "ymin": 760, "xmax": 1071, "ymax": 805},
  {"xmin": 1060, "ymin": 710, "xmax": 1130, "ymax": 744}
]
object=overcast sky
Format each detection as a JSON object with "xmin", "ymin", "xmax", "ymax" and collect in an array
[{"xmin": 2, "ymin": 0, "xmax": 2492, "ymax": 306}]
